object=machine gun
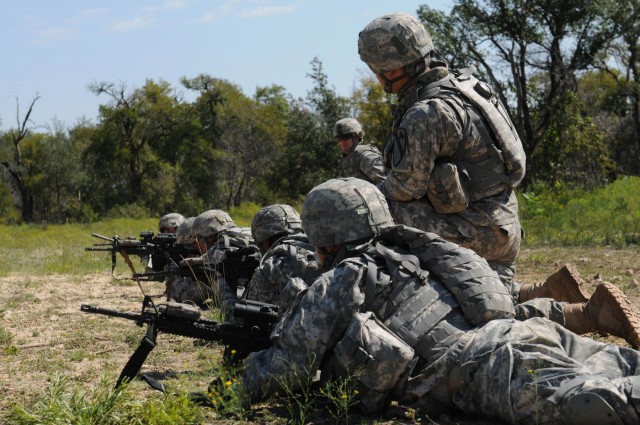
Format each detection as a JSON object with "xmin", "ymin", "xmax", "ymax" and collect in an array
[
  {"xmin": 132, "ymin": 245, "xmax": 261, "ymax": 293},
  {"xmin": 85, "ymin": 231, "xmax": 198, "ymax": 273},
  {"xmin": 81, "ymin": 295, "xmax": 278, "ymax": 388}
]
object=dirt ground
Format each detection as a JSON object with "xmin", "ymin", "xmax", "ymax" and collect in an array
[{"xmin": 0, "ymin": 246, "xmax": 639, "ymax": 424}]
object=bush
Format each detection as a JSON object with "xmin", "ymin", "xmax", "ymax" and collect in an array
[{"xmin": 518, "ymin": 176, "xmax": 640, "ymax": 247}]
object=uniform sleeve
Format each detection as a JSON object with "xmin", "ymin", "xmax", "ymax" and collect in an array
[
  {"xmin": 358, "ymin": 146, "xmax": 386, "ymax": 184},
  {"xmin": 382, "ymin": 100, "xmax": 464, "ymax": 201},
  {"xmin": 242, "ymin": 260, "xmax": 367, "ymax": 401},
  {"xmin": 245, "ymin": 254, "xmax": 291, "ymax": 305}
]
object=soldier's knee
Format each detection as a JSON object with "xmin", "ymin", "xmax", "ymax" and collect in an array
[{"xmin": 564, "ymin": 392, "xmax": 623, "ymax": 425}]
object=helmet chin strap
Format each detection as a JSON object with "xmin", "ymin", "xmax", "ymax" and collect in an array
[
  {"xmin": 317, "ymin": 246, "xmax": 349, "ymax": 271},
  {"xmin": 379, "ymin": 72, "xmax": 408, "ymax": 93}
]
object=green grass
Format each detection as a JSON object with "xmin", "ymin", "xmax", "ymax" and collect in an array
[
  {"xmin": 518, "ymin": 176, "xmax": 640, "ymax": 247},
  {"xmin": 0, "ymin": 212, "xmax": 255, "ymax": 277}
]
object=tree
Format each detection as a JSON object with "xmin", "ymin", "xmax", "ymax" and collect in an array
[
  {"xmin": 0, "ymin": 95, "xmax": 41, "ymax": 221},
  {"xmin": 86, "ymin": 80, "xmax": 184, "ymax": 215},
  {"xmin": 418, "ymin": 0, "xmax": 618, "ymax": 186},
  {"xmin": 351, "ymin": 74, "xmax": 394, "ymax": 149}
]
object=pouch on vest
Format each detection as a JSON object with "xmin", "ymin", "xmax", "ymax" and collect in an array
[
  {"xmin": 332, "ymin": 311, "xmax": 415, "ymax": 414},
  {"xmin": 426, "ymin": 162, "xmax": 470, "ymax": 213}
]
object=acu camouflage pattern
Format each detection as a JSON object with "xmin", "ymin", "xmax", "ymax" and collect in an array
[
  {"xmin": 301, "ymin": 177, "xmax": 395, "ymax": 247},
  {"xmin": 175, "ymin": 216, "xmax": 195, "ymax": 245},
  {"xmin": 242, "ymin": 225, "xmax": 511, "ymax": 404},
  {"xmin": 196, "ymin": 226, "xmax": 260, "ymax": 318},
  {"xmin": 251, "ymin": 204, "xmax": 302, "ymax": 244},
  {"xmin": 333, "ymin": 118, "xmax": 363, "ymax": 137},
  {"xmin": 337, "ymin": 143, "xmax": 386, "ymax": 185},
  {"xmin": 380, "ymin": 63, "xmax": 522, "ymax": 275},
  {"xmin": 357, "ymin": 13, "xmax": 434, "ymax": 74},
  {"xmin": 243, "ymin": 234, "xmax": 321, "ymax": 312},
  {"xmin": 243, "ymin": 227, "xmax": 640, "ymax": 423},
  {"xmin": 192, "ymin": 209, "xmax": 235, "ymax": 238},
  {"xmin": 158, "ymin": 212, "xmax": 184, "ymax": 231}
]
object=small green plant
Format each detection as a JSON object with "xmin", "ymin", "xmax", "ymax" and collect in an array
[
  {"xmin": 0, "ymin": 327, "xmax": 17, "ymax": 355},
  {"xmin": 8, "ymin": 372, "xmax": 207, "ymax": 425},
  {"xmin": 273, "ymin": 353, "xmax": 320, "ymax": 425},
  {"xmin": 205, "ymin": 362, "xmax": 250, "ymax": 420},
  {"xmin": 320, "ymin": 374, "xmax": 360, "ymax": 424}
]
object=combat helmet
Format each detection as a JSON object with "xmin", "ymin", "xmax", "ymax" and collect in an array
[
  {"xmin": 301, "ymin": 177, "xmax": 394, "ymax": 247},
  {"xmin": 358, "ymin": 13, "xmax": 434, "ymax": 90},
  {"xmin": 176, "ymin": 217, "xmax": 196, "ymax": 245},
  {"xmin": 333, "ymin": 118, "xmax": 364, "ymax": 140},
  {"xmin": 191, "ymin": 209, "xmax": 235, "ymax": 239},
  {"xmin": 251, "ymin": 204, "xmax": 303, "ymax": 244},
  {"xmin": 158, "ymin": 212, "xmax": 185, "ymax": 233}
]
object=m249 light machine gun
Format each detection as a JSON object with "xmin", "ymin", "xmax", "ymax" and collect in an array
[{"xmin": 81, "ymin": 296, "xmax": 278, "ymax": 388}]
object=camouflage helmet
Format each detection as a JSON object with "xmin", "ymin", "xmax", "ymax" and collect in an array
[
  {"xmin": 301, "ymin": 177, "xmax": 394, "ymax": 247},
  {"xmin": 191, "ymin": 209, "xmax": 235, "ymax": 239},
  {"xmin": 358, "ymin": 13, "xmax": 434, "ymax": 74},
  {"xmin": 176, "ymin": 217, "xmax": 196, "ymax": 245},
  {"xmin": 251, "ymin": 204, "xmax": 303, "ymax": 244},
  {"xmin": 333, "ymin": 118, "xmax": 364, "ymax": 139},
  {"xmin": 158, "ymin": 212, "xmax": 185, "ymax": 232}
]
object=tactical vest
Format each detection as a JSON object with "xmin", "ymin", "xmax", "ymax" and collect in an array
[
  {"xmin": 260, "ymin": 234, "xmax": 321, "ymax": 285},
  {"xmin": 330, "ymin": 225, "xmax": 514, "ymax": 409},
  {"xmin": 391, "ymin": 65, "xmax": 526, "ymax": 201}
]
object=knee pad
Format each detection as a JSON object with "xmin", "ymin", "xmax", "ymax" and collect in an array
[{"xmin": 565, "ymin": 392, "xmax": 623, "ymax": 425}]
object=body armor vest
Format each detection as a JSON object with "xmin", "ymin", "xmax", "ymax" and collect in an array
[{"xmin": 390, "ymin": 65, "xmax": 526, "ymax": 201}]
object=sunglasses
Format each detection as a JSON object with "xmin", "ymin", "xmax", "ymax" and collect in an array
[{"xmin": 334, "ymin": 134, "xmax": 353, "ymax": 142}]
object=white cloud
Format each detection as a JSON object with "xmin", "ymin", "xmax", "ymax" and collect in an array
[
  {"xmin": 238, "ymin": 4, "xmax": 298, "ymax": 18},
  {"xmin": 32, "ymin": 25, "xmax": 74, "ymax": 46},
  {"xmin": 198, "ymin": 11, "xmax": 218, "ymax": 22},
  {"xmin": 164, "ymin": 0, "xmax": 189, "ymax": 10},
  {"xmin": 109, "ymin": 16, "xmax": 155, "ymax": 32},
  {"xmin": 68, "ymin": 8, "xmax": 111, "ymax": 24}
]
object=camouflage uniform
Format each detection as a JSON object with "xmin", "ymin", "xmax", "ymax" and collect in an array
[
  {"xmin": 334, "ymin": 118, "xmax": 385, "ymax": 185},
  {"xmin": 243, "ymin": 204, "xmax": 321, "ymax": 312},
  {"xmin": 242, "ymin": 178, "xmax": 640, "ymax": 425},
  {"xmin": 357, "ymin": 13, "xmax": 524, "ymax": 287},
  {"xmin": 201, "ymin": 226, "xmax": 259, "ymax": 318},
  {"xmin": 381, "ymin": 63, "xmax": 522, "ymax": 286},
  {"xmin": 337, "ymin": 143, "xmax": 385, "ymax": 184},
  {"xmin": 166, "ymin": 217, "xmax": 208, "ymax": 304},
  {"xmin": 243, "ymin": 235, "xmax": 321, "ymax": 312}
]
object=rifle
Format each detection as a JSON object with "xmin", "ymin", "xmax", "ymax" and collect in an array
[
  {"xmin": 132, "ymin": 246, "xmax": 260, "ymax": 292},
  {"xmin": 85, "ymin": 231, "xmax": 198, "ymax": 274},
  {"xmin": 81, "ymin": 295, "xmax": 278, "ymax": 388}
]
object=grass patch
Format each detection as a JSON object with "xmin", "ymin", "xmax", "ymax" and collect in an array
[{"xmin": 519, "ymin": 176, "xmax": 640, "ymax": 247}]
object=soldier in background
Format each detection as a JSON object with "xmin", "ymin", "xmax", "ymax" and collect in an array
[
  {"xmin": 183, "ymin": 209, "xmax": 260, "ymax": 318},
  {"xmin": 334, "ymin": 118, "xmax": 385, "ymax": 185},
  {"xmin": 241, "ymin": 178, "xmax": 640, "ymax": 425},
  {"xmin": 165, "ymin": 216, "xmax": 208, "ymax": 304},
  {"xmin": 243, "ymin": 204, "xmax": 321, "ymax": 313},
  {"xmin": 158, "ymin": 212, "xmax": 185, "ymax": 234}
]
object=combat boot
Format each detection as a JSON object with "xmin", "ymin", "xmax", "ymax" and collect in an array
[
  {"xmin": 518, "ymin": 263, "xmax": 589, "ymax": 304},
  {"xmin": 563, "ymin": 282, "xmax": 640, "ymax": 349}
]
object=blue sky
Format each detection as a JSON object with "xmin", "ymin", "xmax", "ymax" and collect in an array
[{"xmin": 0, "ymin": 0, "xmax": 453, "ymax": 131}]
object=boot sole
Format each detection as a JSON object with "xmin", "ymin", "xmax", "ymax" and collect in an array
[{"xmin": 593, "ymin": 283, "xmax": 640, "ymax": 349}]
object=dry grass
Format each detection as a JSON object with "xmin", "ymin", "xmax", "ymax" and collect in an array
[{"xmin": 0, "ymin": 246, "xmax": 639, "ymax": 424}]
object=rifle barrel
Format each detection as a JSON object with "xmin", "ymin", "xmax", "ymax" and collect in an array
[
  {"xmin": 81, "ymin": 304, "xmax": 146, "ymax": 323},
  {"xmin": 91, "ymin": 233, "xmax": 115, "ymax": 241}
]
